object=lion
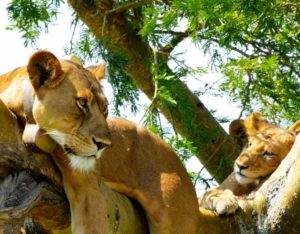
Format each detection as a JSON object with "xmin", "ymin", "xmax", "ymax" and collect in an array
[
  {"xmin": 0, "ymin": 51, "xmax": 199, "ymax": 234},
  {"xmin": 0, "ymin": 50, "xmax": 111, "ymax": 171},
  {"xmin": 200, "ymin": 112, "xmax": 300, "ymax": 215}
]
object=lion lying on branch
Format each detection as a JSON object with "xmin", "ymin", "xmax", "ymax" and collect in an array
[
  {"xmin": 200, "ymin": 112, "xmax": 300, "ymax": 215},
  {"xmin": 0, "ymin": 51, "xmax": 199, "ymax": 234},
  {"xmin": 1, "ymin": 51, "xmax": 299, "ymax": 233}
]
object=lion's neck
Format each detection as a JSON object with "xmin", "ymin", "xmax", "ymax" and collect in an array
[{"xmin": 51, "ymin": 147, "xmax": 109, "ymax": 234}]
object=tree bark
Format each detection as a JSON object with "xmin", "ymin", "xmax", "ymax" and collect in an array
[{"xmin": 67, "ymin": 0, "xmax": 240, "ymax": 182}]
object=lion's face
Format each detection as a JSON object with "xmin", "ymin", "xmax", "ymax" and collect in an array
[
  {"xmin": 28, "ymin": 51, "xmax": 111, "ymax": 171},
  {"xmin": 231, "ymin": 113, "xmax": 299, "ymax": 185},
  {"xmin": 234, "ymin": 128, "xmax": 295, "ymax": 184}
]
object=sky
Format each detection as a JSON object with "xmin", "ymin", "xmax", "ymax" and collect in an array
[
  {"xmin": 0, "ymin": 1, "xmax": 75, "ymax": 74},
  {"xmin": 0, "ymin": 1, "xmax": 241, "ymax": 194}
]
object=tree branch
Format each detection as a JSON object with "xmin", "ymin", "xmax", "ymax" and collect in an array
[{"xmin": 68, "ymin": 0, "xmax": 240, "ymax": 182}]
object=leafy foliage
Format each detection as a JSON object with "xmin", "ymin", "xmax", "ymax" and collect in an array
[
  {"xmin": 6, "ymin": 0, "xmax": 63, "ymax": 46},
  {"xmin": 141, "ymin": 0, "xmax": 300, "ymax": 123},
  {"xmin": 5, "ymin": 0, "xmax": 300, "ymax": 120},
  {"xmin": 5, "ymin": 0, "xmax": 300, "ymax": 187}
]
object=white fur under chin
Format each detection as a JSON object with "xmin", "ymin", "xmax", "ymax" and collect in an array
[
  {"xmin": 46, "ymin": 129, "xmax": 106, "ymax": 171},
  {"xmin": 68, "ymin": 154, "xmax": 96, "ymax": 172},
  {"xmin": 235, "ymin": 173, "xmax": 258, "ymax": 185}
]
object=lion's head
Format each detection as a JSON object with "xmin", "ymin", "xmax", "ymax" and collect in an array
[
  {"xmin": 230, "ymin": 112, "xmax": 300, "ymax": 185},
  {"xmin": 27, "ymin": 51, "xmax": 111, "ymax": 171}
]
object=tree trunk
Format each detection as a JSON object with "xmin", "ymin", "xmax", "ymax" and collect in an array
[{"xmin": 67, "ymin": 0, "xmax": 240, "ymax": 182}]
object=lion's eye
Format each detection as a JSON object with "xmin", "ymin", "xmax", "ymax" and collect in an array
[
  {"xmin": 76, "ymin": 97, "xmax": 89, "ymax": 113},
  {"xmin": 239, "ymin": 131, "xmax": 246, "ymax": 139},
  {"xmin": 263, "ymin": 151, "xmax": 274, "ymax": 157},
  {"xmin": 246, "ymin": 142, "xmax": 252, "ymax": 148}
]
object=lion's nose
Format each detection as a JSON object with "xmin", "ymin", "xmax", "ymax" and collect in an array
[
  {"xmin": 92, "ymin": 137, "xmax": 111, "ymax": 150},
  {"xmin": 235, "ymin": 162, "xmax": 249, "ymax": 171}
]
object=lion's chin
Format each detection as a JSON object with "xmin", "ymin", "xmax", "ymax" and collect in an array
[
  {"xmin": 68, "ymin": 154, "xmax": 96, "ymax": 172},
  {"xmin": 235, "ymin": 172, "xmax": 259, "ymax": 185}
]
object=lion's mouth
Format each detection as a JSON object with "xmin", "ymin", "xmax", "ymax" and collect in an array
[
  {"xmin": 236, "ymin": 171, "xmax": 245, "ymax": 177},
  {"xmin": 235, "ymin": 171, "xmax": 261, "ymax": 185},
  {"xmin": 63, "ymin": 145, "xmax": 97, "ymax": 158},
  {"xmin": 235, "ymin": 171, "xmax": 250, "ymax": 180},
  {"xmin": 64, "ymin": 145, "xmax": 77, "ymax": 155},
  {"xmin": 235, "ymin": 171, "xmax": 256, "ymax": 180}
]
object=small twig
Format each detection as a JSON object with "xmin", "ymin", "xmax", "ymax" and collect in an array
[
  {"xmin": 153, "ymin": 30, "xmax": 188, "ymax": 36},
  {"xmin": 239, "ymin": 71, "xmax": 253, "ymax": 119},
  {"xmin": 139, "ymin": 47, "xmax": 159, "ymax": 123},
  {"xmin": 105, "ymin": 1, "xmax": 147, "ymax": 15},
  {"xmin": 193, "ymin": 137, "xmax": 228, "ymax": 185},
  {"xmin": 157, "ymin": 112, "xmax": 164, "ymax": 137},
  {"xmin": 101, "ymin": 15, "xmax": 107, "ymax": 37},
  {"xmin": 152, "ymin": 47, "xmax": 159, "ymax": 99},
  {"xmin": 69, "ymin": 17, "xmax": 79, "ymax": 54}
]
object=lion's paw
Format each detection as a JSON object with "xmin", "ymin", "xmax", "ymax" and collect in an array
[{"xmin": 201, "ymin": 189, "xmax": 238, "ymax": 215}]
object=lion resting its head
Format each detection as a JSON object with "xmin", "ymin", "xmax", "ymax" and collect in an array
[
  {"xmin": 0, "ymin": 51, "xmax": 111, "ymax": 171},
  {"xmin": 230, "ymin": 112, "xmax": 300, "ymax": 185},
  {"xmin": 2, "ymin": 51, "xmax": 200, "ymax": 233},
  {"xmin": 201, "ymin": 112, "xmax": 300, "ymax": 214}
]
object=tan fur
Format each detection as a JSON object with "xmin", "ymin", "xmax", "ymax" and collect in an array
[
  {"xmin": 52, "ymin": 117, "xmax": 200, "ymax": 234},
  {"xmin": 0, "ymin": 51, "xmax": 200, "ymax": 233},
  {"xmin": 201, "ymin": 112, "xmax": 300, "ymax": 214},
  {"xmin": 0, "ymin": 51, "xmax": 111, "ymax": 162}
]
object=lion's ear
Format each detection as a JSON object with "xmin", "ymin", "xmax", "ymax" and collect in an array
[
  {"xmin": 288, "ymin": 120, "xmax": 300, "ymax": 134},
  {"xmin": 229, "ymin": 119, "xmax": 246, "ymax": 148},
  {"xmin": 229, "ymin": 112, "xmax": 274, "ymax": 148},
  {"xmin": 244, "ymin": 112, "xmax": 274, "ymax": 135},
  {"xmin": 70, "ymin": 55, "xmax": 82, "ymax": 65},
  {"xmin": 87, "ymin": 61, "xmax": 106, "ymax": 80},
  {"xmin": 27, "ymin": 51, "xmax": 64, "ymax": 90}
]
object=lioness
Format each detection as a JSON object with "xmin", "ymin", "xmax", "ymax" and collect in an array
[
  {"xmin": 0, "ymin": 51, "xmax": 199, "ymax": 233},
  {"xmin": 200, "ymin": 112, "xmax": 300, "ymax": 215}
]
